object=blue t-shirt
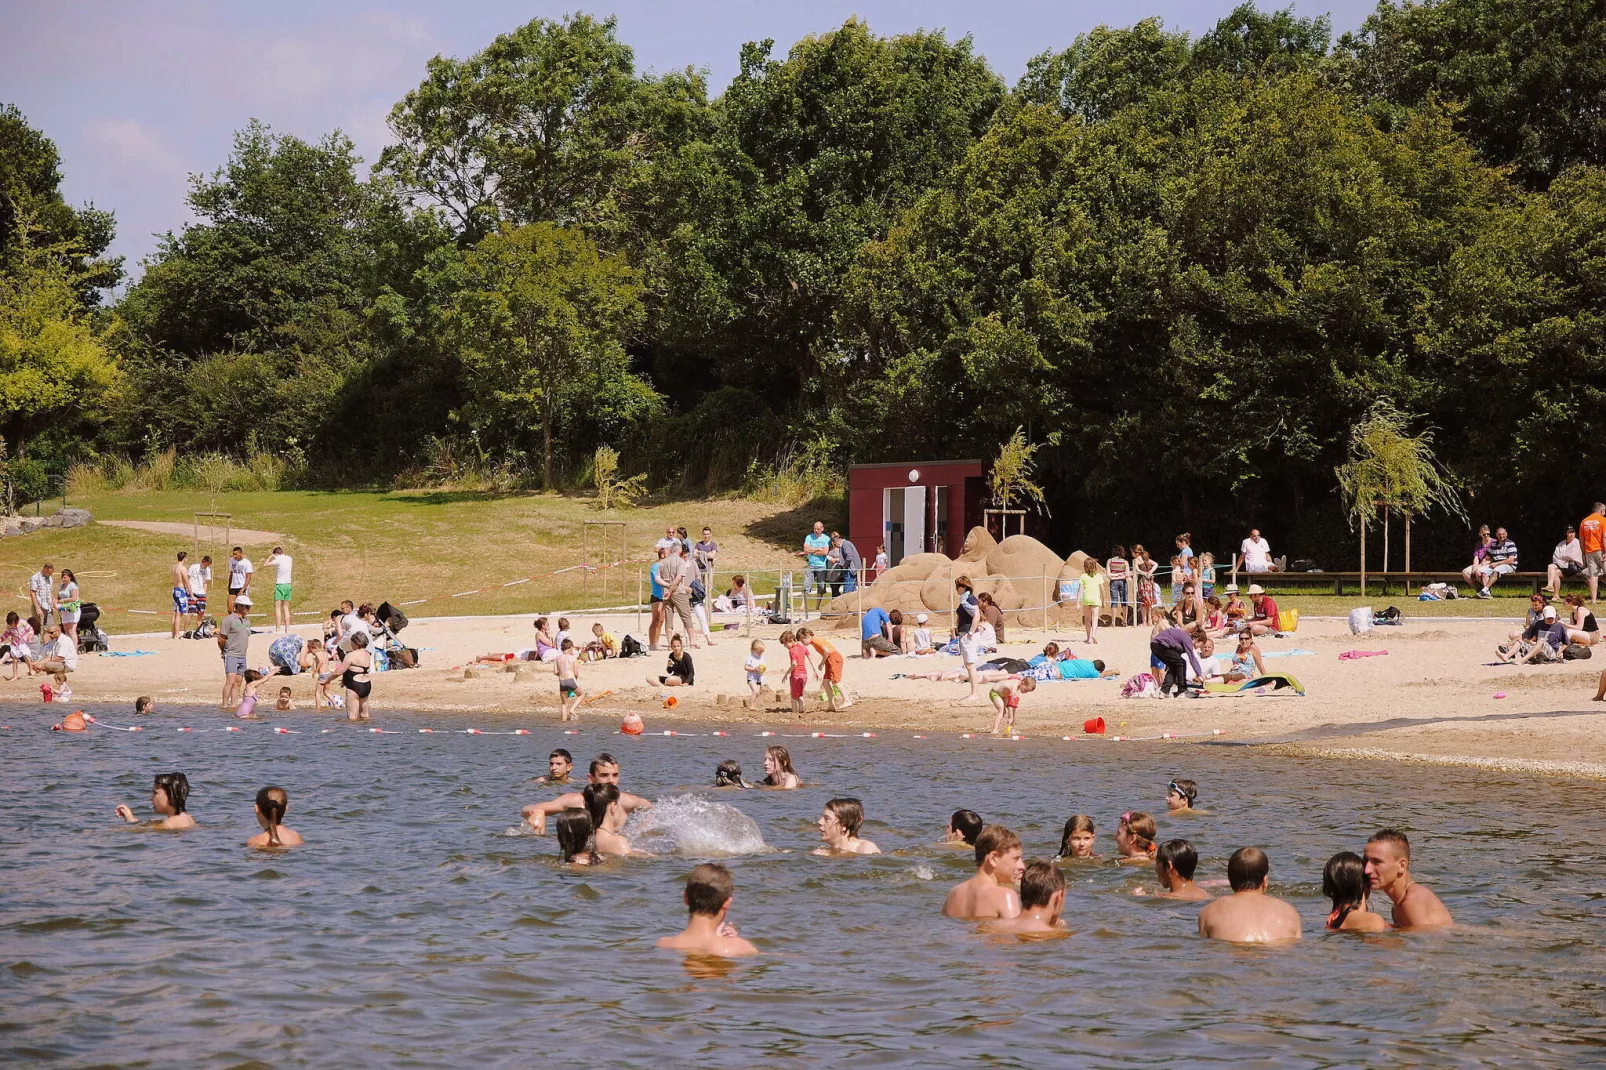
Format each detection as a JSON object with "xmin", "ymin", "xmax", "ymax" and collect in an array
[
  {"xmin": 650, "ymin": 561, "xmax": 664, "ymax": 599},
  {"xmin": 861, "ymin": 607, "xmax": 890, "ymax": 642},
  {"xmin": 804, "ymin": 533, "xmax": 831, "ymax": 568},
  {"xmin": 1058, "ymin": 658, "xmax": 1101, "ymax": 680}
]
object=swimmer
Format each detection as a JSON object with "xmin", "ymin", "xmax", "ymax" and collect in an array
[
  {"xmin": 797, "ymin": 627, "xmax": 849, "ymax": 711},
  {"xmin": 245, "ymin": 786, "xmax": 303, "ymax": 848},
  {"xmin": 116, "ymin": 771, "xmax": 195, "ymax": 829},
  {"xmin": 1165, "ymin": 778, "xmax": 1202, "ymax": 814},
  {"xmin": 781, "ymin": 629, "xmax": 807, "ymax": 716},
  {"xmin": 274, "ymin": 686, "xmax": 295, "ymax": 712},
  {"xmin": 760, "ymin": 744, "xmax": 800, "ymax": 789},
  {"xmin": 713, "ymin": 760, "xmax": 751, "ymax": 788},
  {"xmin": 656, "ymin": 863, "xmax": 758, "ymax": 958},
  {"xmin": 134, "ymin": 696, "xmax": 154, "ymax": 715},
  {"xmin": 236, "ymin": 669, "xmax": 268, "ymax": 718},
  {"xmin": 744, "ymin": 639, "xmax": 767, "ymax": 700},
  {"xmin": 1054, "ymin": 815, "xmax": 1097, "ymax": 861},
  {"xmin": 1323, "ymin": 851, "xmax": 1387, "ymax": 932},
  {"xmin": 1135, "ymin": 839, "xmax": 1208, "ymax": 901},
  {"xmin": 533, "ymin": 748, "xmax": 573, "ymax": 784},
  {"xmin": 1114, "ymin": 811, "xmax": 1158, "ymax": 864},
  {"xmin": 979, "ymin": 861, "xmax": 1068, "ymax": 936},
  {"xmin": 814, "ymin": 798, "xmax": 880, "ymax": 855},
  {"xmin": 1197, "ymin": 847, "xmax": 1302, "ymax": 943},
  {"xmin": 523, "ymin": 753, "xmax": 652, "ymax": 832},
  {"xmin": 583, "ymin": 783, "xmax": 633, "ymax": 857},
  {"xmin": 555, "ymin": 638, "xmax": 582, "ymax": 720},
  {"xmin": 942, "ymin": 809, "xmax": 984, "ymax": 847},
  {"xmin": 942, "ymin": 825, "xmax": 1024, "ymax": 920},
  {"xmin": 988, "ymin": 676, "xmax": 1035, "ymax": 735},
  {"xmin": 555, "ymin": 807, "xmax": 596, "ymax": 864},
  {"xmin": 1364, "ymin": 828, "xmax": 1453, "ymax": 929}
]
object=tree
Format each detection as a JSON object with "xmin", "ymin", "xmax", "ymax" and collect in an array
[
  {"xmin": 1015, "ymin": 18, "xmax": 1190, "ymax": 121},
  {"xmin": 445, "ymin": 223, "xmax": 650, "ymax": 489},
  {"xmin": 591, "ymin": 443, "xmax": 645, "ymax": 508},
  {"xmin": 1192, "ymin": 3, "xmax": 1330, "ymax": 75},
  {"xmin": 989, "ymin": 428, "xmax": 1047, "ymax": 514},
  {"xmin": 0, "ymin": 105, "xmax": 121, "ymax": 300},
  {"xmin": 1335, "ymin": 399, "xmax": 1464, "ymax": 574}
]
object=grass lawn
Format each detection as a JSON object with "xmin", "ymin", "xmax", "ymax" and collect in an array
[{"xmin": 19, "ymin": 490, "xmax": 843, "ymax": 633}]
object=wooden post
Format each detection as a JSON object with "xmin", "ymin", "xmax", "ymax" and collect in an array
[
  {"xmin": 1042, "ymin": 574, "xmax": 1049, "ymax": 635},
  {"xmin": 1360, "ymin": 510, "xmax": 1367, "ymax": 599},
  {"xmin": 1404, "ymin": 513, "xmax": 1412, "ymax": 574}
]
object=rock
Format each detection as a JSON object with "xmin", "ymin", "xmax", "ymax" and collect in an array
[
  {"xmin": 17, "ymin": 517, "xmax": 44, "ymax": 534},
  {"xmin": 57, "ymin": 508, "xmax": 91, "ymax": 529}
]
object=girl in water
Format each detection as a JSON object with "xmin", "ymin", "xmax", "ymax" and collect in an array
[
  {"xmin": 1165, "ymin": 778, "xmax": 1202, "ymax": 814},
  {"xmin": 761, "ymin": 745, "xmax": 800, "ymax": 789},
  {"xmin": 1323, "ymin": 851, "xmax": 1388, "ymax": 932},
  {"xmin": 942, "ymin": 809, "xmax": 983, "ymax": 847},
  {"xmin": 814, "ymin": 798, "xmax": 881, "ymax": 855},
  {"xmin": 57, "ymin": 569, "xmax": 81, "ymax": 647},
  {"xmin": 584, "ymin": 783, "xmax": 632, "ymax": 858},
  {"xmin": 246, "ymin": 786, "xmax": 303, "ymax": 848},
  {"xmin": 1054, "ymin": 815, "xmax": 1097, "ymax": 861},
  {"xmin": 713, "ymin": 760, "xmax": 750, "ymax": 788},
  {"xmin": 116, "ymin": 772, "xmax": 195, "ymax": 829},
  {"xmin": 1114, "ymin": 811, "xmax": 1157, "ymax": 865},
  {"xmin": 555, "ymin": 807, "xmax": 596, "ymax": 865},
  {"xmin": 331, "ymin": 632, "xmax": 373, "ymax": 720},
  {"xmin": 236, "ymin": 669, "xmax": 269, "ymax": 718}
]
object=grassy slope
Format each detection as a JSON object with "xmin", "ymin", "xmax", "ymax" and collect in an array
[{"xmin": 9, "ymin": 490, "xmax": 1530, "ymax": 632}]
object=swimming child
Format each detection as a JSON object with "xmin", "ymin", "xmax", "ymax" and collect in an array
[
  {"xmin": 556, "ymin": 638, "xmax": 582, "ymax": 720},
  {"xmin": 134, "ymin": 696, "xmax": 154, "ymax": 715},
  {"xmin": 555, "ymin": 807, "xmax": 596, "ymax": 864},
  {"xmin": 979, "ymin": 861, "xmax": 1068, "ymax": 936},
  {"xmin": 1166, "ymin": 778, "xmax": 1201, "ymax": 814},
  {"xmin": 761, "ymin": 744, "xmax": 800, "ymax": 789},
  {"xmin": 237, "ymin": 670, "xmax": 267, "ymax": 718},
  {"xmin": 1115, "ymin": 811, "xmax": 1158, "ymax": 864},
  {"xmin": 1138, "ymin": 838, "xmax": 1207, "ymax": 900},
  {"xmin": 656, "ymin": 862, "xmax": 759, "ymax": 958},
  {"xmin": 1323, "ymin": 850, "xmax": 1388, "ymax": 932},
  {"xmin": 274, "ymin": 686, "xmax": 295, "ymax": 712},
  {"xmin": 1054, "ymin": 815, "xmax": 1097, "ymax": 861},
  {"xmin": 583, "ymin": 783, "xmax": 632, "ymax": 857},
  {"xmin": 987, "ymin": 676, "xmax": 1035, "ymax": 735},
  {"xmin": 814, "ymin": 798, "xmax": 880, "ymax": 855},
  {"xmin": 714, "ymin": 760, "xmax": 750, "ymax": 788},
  {"xmin": 942, "ymin": 809, "xmax": 984, "ymax": 847},
  {"xmin": 245, "ymin": 785, "xmax": 304, "ymax": 848},
  {"xmin": 116, "ymin": 771, "xmax": 195, "ymax": 829},
  {"xmin": 533, "ymin": 748, "xmax": 573, "ymax": 784},
  {"xmin": 744, "ymin": 639, "xmax": 767, "ymax": 700},
  {"xmin": 942, "ymin": 825, "xmax": 1024, "ymax": 920},
  {"xmin": 781, "ymin": 630, "xmax": 808, "ymax": 716},
  {"xmin": 797, "ymin": 628, "xmax": 849, "ymax": 711}
]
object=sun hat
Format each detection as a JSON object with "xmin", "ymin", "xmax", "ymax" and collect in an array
[
  {"xmin": 1223, "ymin": 584, "xmax": 1239, "ymax": 593},
  {"xmin": 235, "ymin": 594, "xmax": 252, "ymax": 606},
  {"xmin": 1247, "ymin": 584, "xmax": 1265, "ymax": 595}
]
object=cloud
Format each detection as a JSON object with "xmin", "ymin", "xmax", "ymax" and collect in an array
[{"xmin": 81, "ymin": 118, "xmax": 189, "ymax": 181}]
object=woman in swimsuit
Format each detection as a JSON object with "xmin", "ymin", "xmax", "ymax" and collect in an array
[
  {"xmin": 1323, "ymin": 851, "xmax": 1387, "ymax": 932},
  {"xmin": 761, "ymin": 745, "xmax": 800, "ymax": 789},
  {"xmin": 1564, "ymin": 594, "xmax": 1599, "ymax": 646},
  {"xmin": 555, "ymin": 807, "xmax": 595, "ymax": 865},
  {"xmin": 333, "ymin": 631, "xmax": 373, "ymax": 721},
  {"xmin": 1222, "ymin": 633, "xmax": 1265, "ymax": 683}
]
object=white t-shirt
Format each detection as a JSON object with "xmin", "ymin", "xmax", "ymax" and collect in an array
[
  {"xmin": 267, "ymin": 553, "xmax": 293, "ymax": 584},
  {"xmin": 1190, "ymin": 655, "xmax": 1221, "ymax": 683},
  {"xmin": 229, "ymin": 557, "xmax": 254, "ymax": 590},
  {"xmin": 912, "ymin": 627, "xmax": 932, "ymax": 650},
  {"xmin": 188, "ymin": 563, "xmax": 211, "ymax": 595},
  {"xmin": 654, "ymin": 537, "xmax": 680, "ymax": 553},
  {"xmin": 341, "ymin": 613, "xmax": 370, "ymax": 651},
  {"xmin": 55, "ymin": 634, "xmax": 78, "ymax": 671},
  {"xmin": 744, "ymin": 653, "xmax": 766, "ymax": 678},
  {"xmin": 1241, "ymin": 537, "xmax": 1272, "ymax": 571}
]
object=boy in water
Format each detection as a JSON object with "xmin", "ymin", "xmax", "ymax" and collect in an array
[
  {"xmin": 533, "ymin": 748, "xmax": 573, "ymax": 784},
  {"xmin": 1364, "ymin": 828, "xmax": 1454, "ymax": 929},
  {"xmin": 1197, "ymin": 847, "xmax": 1301, "ymax": 943},
  {"xmin": 943, "ymin": 825, "xmax": 1024, "ymax": 920},
  {"xmin": 1165, "ymin": 778, "xmax": 1201, "ymax": 814},
  {"xmin": 555, "ymin": 638, "xmax": 582, "ymax": 720},
  {"xmin": 814, "ymin": 798, "xmax": 880, "ymax": 855},
  {"xmin": 523, "ymin": 754, "xmax": 652, "ymax": 831},
  {"xmin": 980, "ymin": 861, "xmax": 1068, "ymax": 935},
  {"xmin": 987, "ymin": 676, "xmax": 1035, "ymax": 736},
  {"xmin": 134, "ymin": 696, "xmax": 154, "ymax": 716},
  {"xmin": 1138, "ymin": 838, "xmax": 1209, "ymax": 901},
  {"xmin": 657, "ymin": 863, "xmax": 758, "ymax": 958},
  {"xmin": 274, "ymin": 686, "xmax": 296, "ymax": 712},
  {"xmin": 116, "ymin": 772, "xmax": 196, "ymax": 829}
]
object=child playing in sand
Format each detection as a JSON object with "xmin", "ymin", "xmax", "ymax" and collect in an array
[
  {"xmin": 780, "ymin": 630, "xmax": 808, "ymax": 716},
  {"xmin": 987, "ymin": 676, "xmax": 1035, "ymax": 735},
  {"xmin": 583, "ymin": 622, "xmax": 617, "ymax": 661},
  {"xmin": 1115, "ymin": 811, "xmax": 1158, "ymax": 865},
  {"xmin": 656, "ymin": 863, "xmax": 758, "ymax": 958},
  {"xmin": 246, "ymin": 785, "xmax": 304, "ymax": 848},
  {"xmin": 116, "ymin": 772, "xmax": 195, "ymax": 829},
  {"xmin": 814, "ymin": 798, "xmax": 880, "ymax": 855},
  {"xmin": 744, "ymin": 639, "xmax": 767, "ymax": 700},
  {"xmin": 797, "ymin": 627, "xmax": 849, "ymax": 711},
  {"xmin": 275, "ymin": 686, "xmax": 296, "ymax": 712},
  {"xmin": 980, "ymin": 861, "xmax": 1068, "ymax": 936},
  {"xmin": 942, "ymin": 825, "xmax": 1024, "ymax": 920},
  {"xmin": 134, "ymin": 696, "xmax": 154, "ymax": 715},
  {"xmin": 908, "ymin": 613, "xmax": 934, "ymax": 655},
  {"xmin": 1055, "ymin": 815, "xmax": 1097, "ymax": 861},
  {"xmin": 556, "ymin": 638, "xmax": 582, "ymax": 720}
]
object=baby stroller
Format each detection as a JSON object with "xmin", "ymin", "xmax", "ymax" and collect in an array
[
  {"xmin": 373, "ymin": 601, "xmax": 418, "ymax": 668},
  {"xmin": 77, "ymin": 602, "xmax": 110, "ymax": 653}
]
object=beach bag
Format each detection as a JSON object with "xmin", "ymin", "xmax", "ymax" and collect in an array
[
  {"xmin": 1348, "ymin": 607, "xmax": 1373, "ymax": 635},
  {"xmin": 619, "ymin": 634, "xmax": 644, "ymax": 658},
  {"xmin": 689, "ymin": 578, "xmax": 706, "ymax": 607},
  {"xmin": 1564, "ymin": 642, "xmax": 1593, "ymax": 661},
  {"xmin": 1374, "ymin": 606, "xmax": 1402, "ymax": 625},
  {"xmin": 190, "ymin": 616, "xmax": 218, "ymax": 640},
  {"xmin": 1121, "ymin": 671, "xmax": 1159, "ymax": 699},
  {"xmin": 1278, "ymin": 608, "xmax": 1299, "ymax": 633},
  {"xmin": 392, "ymin": 647, "xmax": 417, "ymax": 669}
]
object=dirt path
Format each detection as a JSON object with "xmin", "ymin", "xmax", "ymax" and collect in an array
[{"xmin": 97, "ymin": 520, "xmax": 286, "ymax": 544}]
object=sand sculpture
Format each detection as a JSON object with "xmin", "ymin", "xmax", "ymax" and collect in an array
[{"xmin": 823, "ymin": 527, "xmax": 1094, "ymax": 628}]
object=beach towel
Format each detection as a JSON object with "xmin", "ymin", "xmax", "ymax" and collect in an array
[
  {"xmin": 99, "ymin": 650, "xmax": 157, "ymax": 657},
  {"xmin": 1262, "ymin": 649, "xmax": 1317, "ymax": 658},
  {"xmin": 1202, "ymin": 673, "xmax": 1305, "ymax": 696},
  {"xmin": 1338, "ymin": 650, "xmax": 1388, "ymax": 660}
]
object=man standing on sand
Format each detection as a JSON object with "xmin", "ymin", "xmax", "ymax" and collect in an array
[
  {"xmin": 262, "ymin": 545, "xmax": 294, "ymax": 634},
  {"xmin": 188, "ymin": 554, "xmax": 213, "ymax": 632},
  {"xmin": 832, "ymin": 531, "xmax": 863, "ymax": 594},
  {"xmin": 1582, "ymin": 503, "xmax": 1606, "ymax": 604},
  {"xmin": 28, "ymin": 562, "xmax": 56, "ymax": 629},
  {"xmin": 657, "ymin": 542, "xmax": 703, "ymax": 647},
  {"xmin": 218, "ymin": 595, "xmax": 252, "ymax": 709},
  {"xmin": 227, "ymin": 546, "xmax": 253, "ymax": 613},
  {"xmin": 800, "ymin": 521, "xmax": 831, "ymax": 612},
  {"xmin": 170, "ymin": 552, "xmax": 193, "ymax": 639},
  {"xmin": 1364, "ymin": 828, "xmax": 1454, "ymax": 929},
  {"xmin": 1197, "ymin": 847, "xmax": 1302, "ymax": 942}
]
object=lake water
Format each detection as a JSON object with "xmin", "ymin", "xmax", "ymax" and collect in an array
[{"xmin": 6, "ymin": 707, "xmax": 1606, "ymax": 1067}]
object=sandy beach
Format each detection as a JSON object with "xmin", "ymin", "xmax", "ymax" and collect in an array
[{"xmin": 24, "ymin": 609, "xmax": 1606, "ymax": 777}]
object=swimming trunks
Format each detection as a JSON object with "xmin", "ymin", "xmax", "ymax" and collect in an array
[
  {"xmin": 790, "ymin": 674, "xmax": 806, "ymax": 700},
  {"xmin": 274, "ymin": 583, "xmax": 292, "ymax": 602},
  {"xmin": 172, "ymin": 587, "xmax": 190, "ymax": 613},
  {"xmin": 559, "ymin": 678, "xmax": 579, "ymax": 697},
  {"xmin": 823, "ymin": 651, "xmax": 844, "ymax": 683}
]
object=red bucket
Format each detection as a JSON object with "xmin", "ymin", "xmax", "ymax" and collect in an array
[{"xmin": 1083, "ymin": 717, "xmax": 1106, "ymax": 735}]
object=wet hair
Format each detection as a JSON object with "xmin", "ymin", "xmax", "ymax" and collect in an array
[
  {"xmin": 1120, "ymin": 811, "xmax": 1157, "ymax": 855},
  {"xmin": 255, "ymin": 786, "xmax": 288, "ymax": 847},
  {"xmin": 949, "ymin": 809, "xmax": 984, "ymax": 846},
  {"xmin": 1168, "ymin": 778, "xmax": 1198, "ymax": 807},
  {"xmin": 134, "ymin": 696, "xmax": 153, "ymax": 714},
  {"xmin": 582, "ymin": 783, "xmax": 619, "ymax": 830},
  {"xmin": 590, "ymin": 753, "xmax": 618, "ymax": 775},
  {"xmin": 1323, "ymin": 851, "xmax": 1368, "ymax": 926},
  {"xmin": 549, "ymin": 748, "xmax": 572, "ymax": 763},
  {"xmin": 1019, "ymin": 860, "xmax": 1065, "ymax": 909},
  {"xmin": 1227, "ymin": 846, "xmax": 1270, "ymax": 891},
  {"xmin": 277, "ymin": 686, "xmax": 292, "ymax": 695},
  {"xmin": 1366, "ymin": 828, "xmax": 1411, "ymax": 859},
  {"xmin": 714, "ymin": 760, "xmax": 749, "ymax": 788},
  {"xmin": 555, "ymin": 808, "xmax": 593, "ymax": 863},
  {"xmin": 974, "ymin": 824, "xmax": 1022, "ymax": 867},
  {"xmin": 762, "ymin": 745, "xmax": 796, "ymax": 785},
  {"xmin": 823, "ymin": 798, "xmax": 864, "ymax": 837},
  {"xmin": 1055, "ymin": 815, "xmax": 1096, "ymax": 860},
  {"xmin": 1157, "ymin": 839, "xmax": 1198, "ymax": 881},
  {"xmin": 154, "ymin": 772, "xmax": 190, "ymax": 814},
  {"xmin": 685, "ymin": 862, "xmax": 734, "ymax": 916}
]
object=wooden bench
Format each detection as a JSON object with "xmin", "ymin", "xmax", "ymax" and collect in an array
[{"xmin": 1234, "ymin": 570, "xmax": 1550, "ymax": 597}]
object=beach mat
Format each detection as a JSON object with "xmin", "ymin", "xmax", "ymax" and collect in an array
[{"xmin": 1202, "ymin": 673, "xmax": 1305, "ymax": 697}]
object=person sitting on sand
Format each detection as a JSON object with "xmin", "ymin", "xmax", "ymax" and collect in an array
[
  {"xmin": 1165, "ymin": 778, "xmax": 1202, "ymax": 814},
  {"xmin": 713, "ymin": 760, "xmax": 751, "ymax": 788},
  {"xmin": 648, "ymin": 634, "xmax": 695, "ymax": 687},
  {"xmin": 657, "ymin": 863, "xmax": 758, "ymax": 958},
  {"xmin": 1222, "ymin": 633, "xmax": 1266, "ymax": 683},
  {"xmin": 942, "ymin": 809, "xmax": 984, "ymax": 847},
  {"xmin": 116, "ymin": 772, "xmax": 195, "ymax": 830},
  {"xmin": 1323, "ymin": 851, "xmax": 1387, "ymax": 932},
  {"xmin": 988, "ymin": 676, "xmax": 1036, "ymax": 735},
  {"xmin": 523, "ymin": 754, "xmax": 653, "ymax": 832},
  {"xmin": 761, "ymin": 745, "xmax": 800, "ymax": 789},
  {"xmin": 943, "ymin": 825, "xmax": 1024, "ymax": 920},
  {"xmin": 1137, "ymin": 839, "xmax": 1208, "ymax": 901},
  {"xmin": 246, "ymin": 786, "xmax": 303, "ymax": 848},
  {"xmin": 1563, "ymin": 593, "xmax": 1599, "ymax": 646},
  {"xmin": 274, "ymin": 686, "xmax": 295, "ymax": 712},
  {"xmin": 1246, "ymin": 585, "xmax": 1281, "ymax": 637},
  {"xmin": 1197, "ymin": 847, "xmax": 1302, "ymax": 942},
  {"xmin": 815, "ymin": 797, "xmax": 880, "ymax": 855},
  {"xmin": 556, "ymin": 808, "xmax": 597, "ymax": 865},
  {"xmin": 1364, "ymin": 828, "xmax": 1453, "ymax": 929},
  {"xmin": 1497, "ymin": 604, "xmax": 1568, "ymax": 663},
  {"xmin": 583, "ymin": 621, "xmax": 617, "ymax": 662},
  {"xmin": 1221, "ymin": 585, "xmax": 1247, "ymax": 624},
  {"xmin": 1055, "ymin": 815, "xmax": 1097, "ymax": 861},
  {"xmin": 533, "ymin": 749, "xmax": 573, "ymax": 784},
  {"xmin": 980, "ymin": 861, "xmax": 1068, "ymax": 936},
  {"xmin": 1115, "ymin": 811, "xmax": 1158, "ymax": 864},
  {"xmin": 905, "ymin": 613, "xmax": 934, "ymax": 655}
]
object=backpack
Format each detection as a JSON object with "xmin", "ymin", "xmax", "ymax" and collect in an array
[
  {"xmin": 689, "ymin": 578, "xmax": 706, "ymax": 607},
  {"xmin": 1564, "ymin": 642, "xmax": 1593, "ymax": 661},
  {"xmin": 619, "ymin": 634, "xmax": 644, "ymax": 658},
  {"xmin": 190, "ymin": 616, "xmax": 218, "ymax": 640},
  {"xmin": 1374, "ymin": 606, "xmax": 1402, "ymax": 625}
]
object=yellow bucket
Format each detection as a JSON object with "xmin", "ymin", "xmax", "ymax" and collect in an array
[{"xmin": 1278, "ymin": 608, "xmax": 1300, "ymax": 633}]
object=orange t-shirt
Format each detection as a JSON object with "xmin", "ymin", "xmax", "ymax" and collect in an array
[
  {"xmin": 809, "ymin": 638, "xmax": 838, "ymax": 659},
  {"xmin": 1583, "ymin": 513, "xmax": 1606, "ymax": 555}
]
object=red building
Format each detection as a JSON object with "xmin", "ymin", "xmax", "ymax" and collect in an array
[{"xmin": 848, "ymin": 460, "xmax": 987, "ymax": 567}]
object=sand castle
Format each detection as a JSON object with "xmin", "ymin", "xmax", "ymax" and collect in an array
[{"xmin": 824, "ymin": 527, "xmax": 1094, "ymax": 628}]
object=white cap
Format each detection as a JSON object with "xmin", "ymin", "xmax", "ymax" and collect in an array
[
  {"xmin": 1247, "ymin": 584, "xmax": 1265, "ymax": 595},
  {"xmin": 1543, "ymin": 605, "xmax": 1557, "ymax": 619},
  {"xmin": 235, "ymin": 595, "xmax": 253, "ymax": 606},
  {"xmin": 916, "ymin": 613, "xmax": 928, "ymax": 624}
]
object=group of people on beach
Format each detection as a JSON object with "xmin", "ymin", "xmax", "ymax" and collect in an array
[{"xmin": 0, "ymin": 561, "xmax": 88, "ymax": 692}]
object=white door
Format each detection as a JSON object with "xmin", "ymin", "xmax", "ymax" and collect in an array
[{"xmin": 905, "ymin": 485, "xmax": 926, "ymax": 557}]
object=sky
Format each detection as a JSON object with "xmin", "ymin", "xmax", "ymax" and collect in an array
[{"xmin": 3, "ymin": 0, "xmax": 1379, "ymax": 281}]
